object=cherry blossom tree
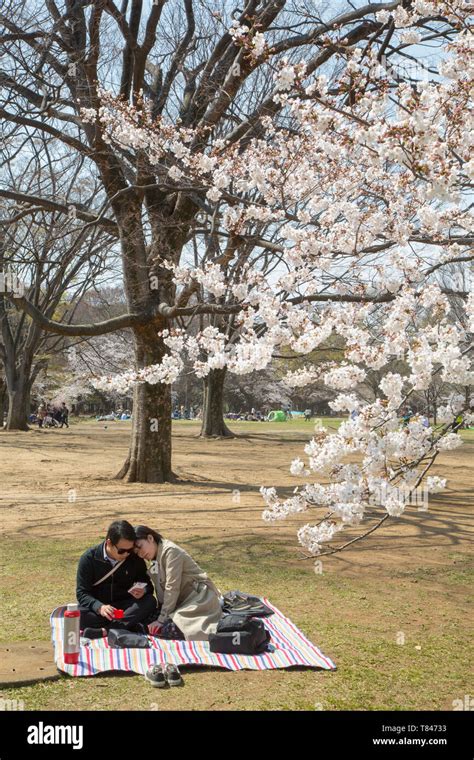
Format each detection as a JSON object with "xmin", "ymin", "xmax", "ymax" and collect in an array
[
  {"xmin": 87, "ymin": 3, "xmax": 473, "ymax": 558},
  {"xmin": 3, "ymin": 0, "xmax": 472, "ymax": 499}
]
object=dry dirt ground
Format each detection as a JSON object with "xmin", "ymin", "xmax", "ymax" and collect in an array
[{"xmin": 0, "ymin": 419, "xmax": 472, "ymax": 710}]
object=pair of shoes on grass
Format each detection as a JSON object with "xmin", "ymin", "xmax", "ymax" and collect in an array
[{"xmin": 145, "ymin": 663, "xmax": 183, "ymax": 688}]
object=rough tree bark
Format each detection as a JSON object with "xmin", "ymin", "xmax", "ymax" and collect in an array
[
  {"xmin": 4, "ymin": 365, "xmax": 32, "ymax": 431},
  {"xmin": 110, "ymin": 188, "xmax": 187, "ymax": 482},
  {"xmin": 0, "ymin": 377, "xmax": 6, "ymax": 429},
  {"xmin": 199, "ymin": 366, "xmax": 235, "ymax": 438},
  {"xmin": 6, "ymin": 389, "xmax": 29, "ymax": 430},
  {"xmin": 115, "ymin": 324, "xmax": 175, "ymax": 482}
]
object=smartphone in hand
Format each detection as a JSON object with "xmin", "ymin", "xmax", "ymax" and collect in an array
[{"xmin": 128, "ymin": 581, "xmax": 148, "ymax": 593}]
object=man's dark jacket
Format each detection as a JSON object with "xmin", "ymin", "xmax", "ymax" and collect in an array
[{"xmin": 76, "ymin": 542, "xmax": 154, "ymax": 613}]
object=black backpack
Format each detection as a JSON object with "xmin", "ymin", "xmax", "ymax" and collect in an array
[{"xmin": 209, "ymin": 614, "xmax": 271, "ymax": 655}]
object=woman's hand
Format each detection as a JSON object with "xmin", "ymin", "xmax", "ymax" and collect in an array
[{"xmin": 148, "ymin": 621, "xmax": 163, "ymax": 635}]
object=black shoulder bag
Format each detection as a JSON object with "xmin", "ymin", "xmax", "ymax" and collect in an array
[{"xmin": 209, "ymin": 614, "xmax": 271, "ymax": 655}]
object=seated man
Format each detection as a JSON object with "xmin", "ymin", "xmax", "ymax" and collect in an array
[{"xmin": 76, "ymin": 519, "xmax": 157, "ymax": 638}]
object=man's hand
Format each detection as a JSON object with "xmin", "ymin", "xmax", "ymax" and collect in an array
[
  {"xmin": 99, "ymin": 605, "xmax": 116, "ymax": 620},
  {"xmin": 148, "ymin": 621, "xmax": 163, "ymax": 635},
  {"xmin": 129, "ymin": 587, "xmax": 145, "ymax": 600}
]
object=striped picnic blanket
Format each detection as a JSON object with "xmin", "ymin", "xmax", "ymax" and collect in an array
[{"xmin": 51, "ymin": 597, "xmax": 336, "ymax": 675}]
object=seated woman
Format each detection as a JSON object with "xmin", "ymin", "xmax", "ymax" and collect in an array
[{"xmin": 134, "ymin": 525, "xmax": 223, "ymax": 641}]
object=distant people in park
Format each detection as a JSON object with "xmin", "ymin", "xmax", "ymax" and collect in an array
[
  {"xmin": 36, "ymin": 404, "xmax": 46, "ymax": 428},
  {"xmin": 59, "ymin": 402, "xmax": 69, "ymax": 428},
  {"xmin": 171, "ymin": 405, "xmax": 194, "ymax": 419},
  {"xmin": 134, "ymin": 525, "xmax": 222, "ymax": 642},
  {"xmin": 247, "ymin": 408, "xmax": 263, "ymax": 421},
  {"xmin": 401, "ymin": 407, "xmax": 414, "ymax": 426},
  {"xmin": 224, "ymin": 409, "xmax": 266, "ymax": 421},
  {"xmin": 226, "ymin": 408, "xmax": 276, "ymax": 421},
  {"xmin": 43, "ymin": 404, "xmax": 57, "ymax": 427},
  {"xmin": 35, "ymin": 401, "xmax": 70, "ymax": 429},
  {"xmin": 304, "ymin": 408, "xmax": 312, "ymax": 421},
  {"xmin": 52, "ymin": 406, "xmax": 63, "ymax": 427},
  {"xmin": 76, "ymin": 520, "xmax": 157, "ymax": 639}
]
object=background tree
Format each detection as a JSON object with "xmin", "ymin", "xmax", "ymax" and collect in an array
[{"xmin": 0, "ymin": 135, "xmax": 115, "ymax": 429}]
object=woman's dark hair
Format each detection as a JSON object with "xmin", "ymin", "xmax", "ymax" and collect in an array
[
  {"xmin": 134, "ymin": 525, "xmax": 163, "ymax": 545},
  {"xmin": 106, "ymin": 520, "xmax": 136, "ymax": 544}
]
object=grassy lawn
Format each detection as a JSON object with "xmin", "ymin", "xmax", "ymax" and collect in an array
[{"xmin": 0, "ymin": 420, "xmax": 472, "ymax": 710}]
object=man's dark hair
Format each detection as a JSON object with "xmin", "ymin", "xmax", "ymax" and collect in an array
[
  {"xmin": 134, "ymin": 525, "xmax": 163, "ymax": 545},
  {"xmin": 106, "ymin": 520, "xmax": 136, "ymax": 544}
]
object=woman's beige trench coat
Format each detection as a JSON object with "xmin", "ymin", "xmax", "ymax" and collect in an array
[{"xmin": 147, "ymin": 538, "xmax": 223, "ymax": 641}]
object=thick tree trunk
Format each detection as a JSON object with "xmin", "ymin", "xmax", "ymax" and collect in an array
[
  {"xmin": 110, "ymin": 190, "xmax": 195, "ymax": 481},
  {"xmin": 0, "ymin": 378, "xmax": 5, "ymax": 429},
  {"xmin": 5, "ymin": 376, "xmax": 30, "ymax": 431},
  {"xmin": 199, "ymin": 366, "xmax": 235, "ymax": 438},
  {"xmin": 116, "ymin": 326, "xmax": 176, "ymax": 482}
]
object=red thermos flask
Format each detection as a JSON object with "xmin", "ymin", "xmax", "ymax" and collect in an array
[{"xmin": 63, "ymin": 603, "xmax": 81, "ymax": 664}]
